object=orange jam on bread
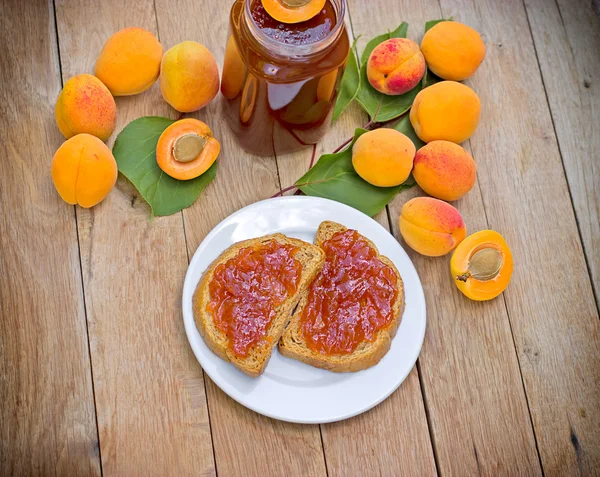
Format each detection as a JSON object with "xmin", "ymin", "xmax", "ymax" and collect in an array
[
  {"xmin": 208, "ymin": 240, "xmax": 302, "ymax": 357},
  {"xmin": 301, "ymin": 229, "xmax": 398, "ymax": 355}
]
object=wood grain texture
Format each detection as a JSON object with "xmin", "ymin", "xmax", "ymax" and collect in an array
[
  {"xmin": 152, "ymin": 1, "xmax": 327, "ymax": 476},
  {"xmin": 523, "ymin": 0, "xmax": 600, "ymax": 306},
  {"xmin": 0, "ymin": 0, "xmax": 101, "ymax": 475},
  {"xmin": 438, "ymin": 0, "xmax": 600, "ymax": 474},
  {"xmin": 53, "ymin": 1, "xmax": 216, "ymax": 475},
  {"xmin": 349, "ymin": 0, "xmax": 544, "ymax": 475},
  {"xmin": 277, "ymin": 10, "xmax": 437, "ymax": 474}
]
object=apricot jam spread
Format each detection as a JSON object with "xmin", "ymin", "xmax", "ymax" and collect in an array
[
  {"xmin": 207, "ymin": 240, "xmax": 302, "ymax": 357},
  {"xmin": 301, "ymin": 229, "xmax": 398, "ymax": 355}
]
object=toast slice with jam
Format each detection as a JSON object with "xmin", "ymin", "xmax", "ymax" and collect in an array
[
  {"xmin": 279, "ymin": 221, "xmax": 404, "ymax": 372},
  {"xmin": 193, "ymin": 233, "xmax": 324, "ymax": 377}
]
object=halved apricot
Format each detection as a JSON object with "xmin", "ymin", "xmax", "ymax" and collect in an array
[
  {"xmin": 262, "ymin": 0, "xmax": 327, "ymax": 24},
  {"xmin": 240, "ymin": 76, "xmax": 258, "ymax": 124},
  {"xmin": 156, "ymin": 118, "xmax": 220, "ymax": 181},
  {"xmin": 450, "ymin": 230, "xmax": 513, "ymax": 301}
]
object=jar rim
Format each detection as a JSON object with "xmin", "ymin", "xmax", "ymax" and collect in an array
[{"xmin": 244, "ymin": 0, "xmax": 347, "ymax": 58}]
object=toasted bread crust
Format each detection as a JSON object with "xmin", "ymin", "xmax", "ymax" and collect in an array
[
  {"xmin": 279, "ymin": 222, "xmax": 405, "ymax": 372},
  {"xmin": 193, "ymin": 234, "xmax": 324, "ymax": 377}
]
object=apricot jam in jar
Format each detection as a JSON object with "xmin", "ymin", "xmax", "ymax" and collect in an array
[{"xmin": 222, "ymin": 0, "xmax": 349, "ymax": 156}]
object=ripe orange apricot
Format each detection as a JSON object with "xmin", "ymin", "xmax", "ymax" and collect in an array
[
  {"xmin": 52, "ymin": 134, "xmax": 117, "ymax": 208},
  {"xmin": 421, "ymin": 21, "xmax": 486, "ymax": 81},
  {"xmin": 352, "ymin": 128, "xmax": 416, "ymax": 187},
  {"xmin": 160, "ymin": 41, "xmax": 220, "ymax": 113},
  {"xmin": 156, "ymin": 119, "xmax": 220, "ymax": 181},
  {"xmin": 95, "ymin": 27, "xmax": 163, "ymax": 96},
  {"xmin": 410, "ymin": 81, "xmax": 481, "ymax": 144},
  {"xmin": 221, "ymin": 36, "xmax": 247, "ymax": 100},
  {"xmin": 367, "ymin": 38, "xmax": 425, "ymax": 95},
  {"xmin": 413, "ymin": 141, "xmax": 476, "ymax": 201},
  {"xmin": 262, "ymin": 0, "xmax": 327, "ymax": 24},
  {"xmin": 55, "ymin": 74, "xmax": 117, "ymax": 141},
  {"xmin": 450, "ymin": 230, "xmax": 513, "ymax": 301},
  {"xmin": 399, "ymin": 197, "xmax": 466, "ymax": 256}
]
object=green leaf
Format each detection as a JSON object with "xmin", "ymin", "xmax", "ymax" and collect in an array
[
  {"xmin": 332, "ymin": 37, "xmax": 361, "ymax": 122},
  {"xmin": 356, "ymin": 22, "xmax": 421, "ymax": 122},
  {"xmin": 421, "ymin": 66, "xmax": 442, "ymax": 88},
  {"xmin": 113, "ymin": 116, "xmax": 218, "ymax": 217},
  {"xmin": 296, "ymin": 128, "xmax": 415, "ymax": 217},
  {"xmin": 393, "ymin": 114, "xmax": 425, "ymax": 149},
  {"xmin": 424, "ymin": 19, "xmax": 447, "ymax": 33}
]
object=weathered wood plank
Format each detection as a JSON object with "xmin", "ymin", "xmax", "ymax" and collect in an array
[
  {"xmin": 153, "ymin": 1, "xmax": 328, "ymax": 475},
  {"xmin": 438, "ymin": 0, "xmax": 600, "ymax": 474},
  {"xmin": 524, "ymin": 0, "xmax": 600, "ymax": 306},
  {"xmin": 0, "ymin": 0, "xmax": 101, "ymax": 475},
  {"xmin": 348, "ymin": 0, "xmax": 544, "ymax": 474},
  {"xmin": 53, "ymin": 1, "xmax": 216, "ymax": 475}
]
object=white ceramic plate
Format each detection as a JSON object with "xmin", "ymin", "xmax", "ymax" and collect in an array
[{"xmin": 182, "ymin": 196, "xmax": 426, "ymax": 424}]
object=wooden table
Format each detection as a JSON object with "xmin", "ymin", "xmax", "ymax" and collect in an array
[{"xmin": 1, "ymin": 0, "xmax": 599, "ymax": 475}]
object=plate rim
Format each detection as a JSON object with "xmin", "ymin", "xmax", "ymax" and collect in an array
[{"xmin": 182, "ymin": 196, "xmax": 426, "ymax": 424}]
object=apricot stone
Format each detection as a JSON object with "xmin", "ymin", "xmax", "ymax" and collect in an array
[
  {"xmin": 160, "ymin": 41, "xmax": 220, "ymax": 113},
  {"xmin": 367, "ymin": 38, "xmax": 425, "ymax": 96},
  {"xmin": 352, "ymin": 128, "xmax": 416, "ymax": 187},
  {"xmin": 410, "ymin": 81, "xmax": 480, "ymax": 144},
  {"xmin": 95, "ymin": 27, "xmax": 163, "ymax": 96},
  {"xmin": 55, "ymin": 74, "xmax": 116, "ymax": 141},
  {"xmin": 399, "ymin": 197, "xmax": 466, "ymax": 256},
  {"xmin": 421, "ymin": 21, "xmax": 486, "ymax": 81},
  {"xmin": 413, "ymin": 141, "xmax": 476, "ymax": 201},
  {"xmin": 52, "ymin": 134, "xmax": 117, "ymax": 208}
]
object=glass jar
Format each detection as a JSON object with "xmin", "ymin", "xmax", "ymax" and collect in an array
[{"xmin": 222, "ymin": 0, "xmax": 349, "ymax": 157}]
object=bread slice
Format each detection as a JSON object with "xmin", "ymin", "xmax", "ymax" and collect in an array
[
  {"xmin": 193, "ymin": 233, "xmax": 324, "ymax": 377},
  {"xmin": 279, "ymin": 221, "xmax": 405, "ymax": 372}
]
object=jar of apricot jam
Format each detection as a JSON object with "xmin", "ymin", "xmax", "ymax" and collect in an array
[{"xmin": 222, "ymin": 0, "xmax": 349, "ymax": 156}]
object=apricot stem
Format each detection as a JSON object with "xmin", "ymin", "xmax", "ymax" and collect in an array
[
  {"xmin": 468, "ymin": 248, "xmax": 503, "ymax": 281},
  {"xmin": 173, "ymin": 133, "xmax": 206, "ymax": 163}
]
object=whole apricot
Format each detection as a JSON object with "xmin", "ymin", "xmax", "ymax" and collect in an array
[
  {"xmin": 399, "ymin": 197, "xmax": 466, "ymax": 256},
  {"xmin": 421, "ymin": 21, "xmax": 486, "ymax": 81},
  {"xmin": 221, "ymin": 36, "xmax": 247, "ymax": 99},
  {"xmin": 156, "ymin": 118, "xmax": 220, "ymax": 180},
  {"xmin": 352, "ymin": 128, "xmax": 416, "ymax": 187},
  {"xmin": 410, "ymin": 81, "xmax": 480, "ymax": 144},
  {"xmin": 451, "ymin": 230, "xmax": 513, "ymax": 301},
  {"xmin": 367, "ymin": 38, "xmax": 425, "ymax": 95},
  {"xmin": 95, "ymin": 27, "xmax": 163, "ymax": 96},
  {"xmin": 160, "ymin": 41, "xmax": 220, "ymax": 113},
  {"xmin": 413, "ymin": 141, "xmax": 476, "ymax": 201},
  {"xmin": 52, "ymin": 134, "xmax": 117, "ymax": 208},
  {"xmin": 55, "ymin": 74, "xmax": 116, "ymax": 141}
]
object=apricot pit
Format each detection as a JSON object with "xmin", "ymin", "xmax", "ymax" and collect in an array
[
  {"xmin": 173, "ymin": 134, "xmax": 208, "ymax": 163},
  {"xmin": 262, "ymin": 0, "xmax": 327, "ymax": 24}
]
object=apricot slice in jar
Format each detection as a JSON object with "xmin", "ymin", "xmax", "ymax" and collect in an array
[
  {"xmin": 240, "ymin": 76, "xmax": 258, "ymax": 124},
  {"xmin": 450, "ymin": 230, "xmax": 513, "ymax": 301},
  {"xmin": 156, "ymin": 118, "xmax": 220, "ymax": 180},
  {"xmin": 262, "ymin": 0, "xmax": 327, "ymax": 24}
]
